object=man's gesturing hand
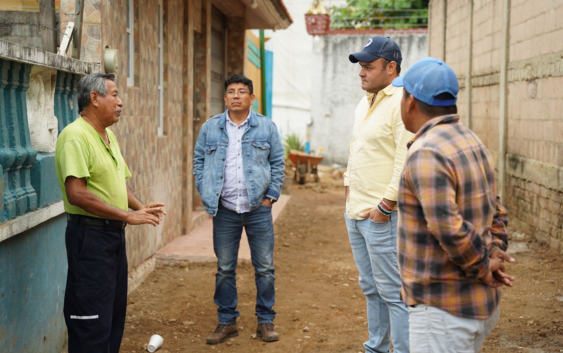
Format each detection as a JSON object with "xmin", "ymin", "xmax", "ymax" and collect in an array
[
  {"xmin": 126, "ymin": 207, "xmax": 165, "ymax": 227},
  {"xmin": 141, "ymin": 202, "xmax": 167, "ymax": 221}
]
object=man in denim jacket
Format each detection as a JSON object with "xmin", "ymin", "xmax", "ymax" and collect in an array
[{"xmin": 193, "ymin": 75, "xmax": 285, "ymax": 345}]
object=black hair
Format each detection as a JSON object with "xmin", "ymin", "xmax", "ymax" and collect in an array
[
  {"xmin": 405, "ymin": 89, "xmax": 457, "ymax": 117},
  {"xmin": 383, "ymin": 59, "xmax": 401, "ymax": 75},
  {"xmin": 224, "ymin": 74, "xmax": 254, "ymax": 94}
]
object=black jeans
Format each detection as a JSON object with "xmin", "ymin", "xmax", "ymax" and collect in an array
[{"xmin": 63, "ymin": 220, "xmax": 128, "ymax": 353}]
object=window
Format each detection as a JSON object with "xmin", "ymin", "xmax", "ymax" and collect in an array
[
  {"xmin": 158, "ymin": 0, "xmax": 164, "ymax": 135},
  {"xmin": 126, "ymin": 0, "xmax": 134, "ymax": 86}
]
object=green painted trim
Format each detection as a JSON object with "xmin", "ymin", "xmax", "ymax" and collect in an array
[
  {"xmin": 260, "ymin": 30, "xmax": 267, "ymax": 117},
  {"xmin": 248, "ymin": 37, "xmax": 261, "ymax": 57},
  {"xmin": 248, "ymin": 51, "xmax": 261, "ymax": 69},
  {"xmin": 251, "ymin": 99, "xmax": 259, "ymax": 113}
]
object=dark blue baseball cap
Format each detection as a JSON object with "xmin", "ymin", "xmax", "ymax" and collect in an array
[
  {"xmin": 392, "ymin": 57, "xmax": 459, "ymax": 106},
  {"xmin": 349, "ymin": 36, "xmax": 402, "ymax": 66}
]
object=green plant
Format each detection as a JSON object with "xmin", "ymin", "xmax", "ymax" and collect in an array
[
  {"xmin": 330, "ymin": 0, "xmax": 429, "ymax": 30},
  {"xmin": 283, "ymin": 133, "xmax": 305, "ymax": 158}
]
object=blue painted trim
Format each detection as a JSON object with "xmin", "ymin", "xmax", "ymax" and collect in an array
[{"xmin": 266, "ymin": 50, "xmax": 273, "ymax": 119}]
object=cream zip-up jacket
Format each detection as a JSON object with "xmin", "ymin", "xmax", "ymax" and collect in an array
[{"xmin": 344, "ymin": 84, "xmax": 414, "ymax": 220}]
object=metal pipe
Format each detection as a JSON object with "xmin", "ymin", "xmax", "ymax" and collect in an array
[
  {"xmin": 259, "ymin": 29, "xmax": 267, "ymax": 117},
  {"xmin": 466, "ymin": 0, "xmax": 473, "ymax": 128},
  {"xmin": 498, "ymin": 0, "xmax": 511, "ymax": 204}
]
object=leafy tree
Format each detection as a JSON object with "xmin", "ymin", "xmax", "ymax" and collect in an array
[{"xmin": 330, "ymin": 0, "xmax": 429, "ymax": 30}]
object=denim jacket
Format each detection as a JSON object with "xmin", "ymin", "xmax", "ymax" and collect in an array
[{"xmin": 193, "ymin": 110, "xmax": 285, "ymax": 216}]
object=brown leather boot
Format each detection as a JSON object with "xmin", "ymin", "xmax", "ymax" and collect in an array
[
  {"xmin": 206, "ymin": 324, "xmax": 238, "ymax": 345},
  {"xmin": 256, "ymin": 323, "xmax": 279, "ymax": 342}
]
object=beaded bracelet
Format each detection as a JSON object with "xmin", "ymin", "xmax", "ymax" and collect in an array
[
  {"xmin": 380, "ymin": 201, "xmax": 393, "ymax": 212},
  {"xmin": 377, "ymin": 204, "xmax": 392, "ymax": 217}
]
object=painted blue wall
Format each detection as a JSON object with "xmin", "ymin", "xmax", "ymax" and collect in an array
[
  {"xmin": 266, "ymin": 50, "xmax": 273, "ymax": 119},
  {"xmin": 0, "ymin": 214, "xmax": 67, "ymax": 353}
]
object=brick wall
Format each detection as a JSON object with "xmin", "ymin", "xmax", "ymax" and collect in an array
[{"xmin": 429, "ymin": 0, "xmax": 563, "ymax": 254}]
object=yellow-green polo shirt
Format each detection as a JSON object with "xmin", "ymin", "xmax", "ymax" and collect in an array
[{"xmin": 55, "ymin": 117, "xmax": 132, "ymax": 217}]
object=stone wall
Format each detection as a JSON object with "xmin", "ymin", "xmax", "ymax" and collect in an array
[{"xmin": 429, "ymin": 0, "xmax": 563, "ymax": 254}]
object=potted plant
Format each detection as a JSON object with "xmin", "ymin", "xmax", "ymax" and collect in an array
[{"xmin": 305, "ymin": 0, "xmax": 330, "ymax": 35}]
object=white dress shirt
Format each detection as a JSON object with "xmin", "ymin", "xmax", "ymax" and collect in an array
[{"xmin": 220, "ymin": 110, "xmax": 251, "ymax": 213}]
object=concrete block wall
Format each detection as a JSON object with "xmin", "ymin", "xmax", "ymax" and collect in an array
[{"xmin": 429, "ymin": 0, "xmax": 563, "ymax": 254}]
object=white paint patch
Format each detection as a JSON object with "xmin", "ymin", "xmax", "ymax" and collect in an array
[{"xmin": 27, "ymin": 65, "xmax": 58, "ymax": 152}]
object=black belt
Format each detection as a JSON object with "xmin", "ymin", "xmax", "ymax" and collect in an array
[{"xmin": 67, "ymin": 214, "xmax": 127, "ymax": 229}]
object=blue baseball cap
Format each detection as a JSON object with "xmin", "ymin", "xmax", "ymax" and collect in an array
[
  {"xmin": 349, "ymin": 36, "xmax": 402, "ymax": 66},
  {"xmin": 392, "ymin": 57, "xmax": 459, "ymax": 106}
]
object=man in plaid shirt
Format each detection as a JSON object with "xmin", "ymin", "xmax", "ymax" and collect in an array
[{"xmin": 392, "ymin": 58, "xmax": 516, "ymax": 353}]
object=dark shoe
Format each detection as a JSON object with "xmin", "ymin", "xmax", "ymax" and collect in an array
[
  {"xmin": 256, "ymin": 323, "xmax": 279, "ymax": 342},
  {"xmin": 206, "ymin": 324, "xmax": 238, "ymax": 345}
]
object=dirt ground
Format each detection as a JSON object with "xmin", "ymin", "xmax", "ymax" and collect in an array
[{"xmin": 121, "ymin": 178, "xmax": 563, "ymax": 353}]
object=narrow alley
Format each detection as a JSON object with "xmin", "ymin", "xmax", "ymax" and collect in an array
[{"xmin": 121, "ymin": 177, "xmax": 563, "ymax": 353}]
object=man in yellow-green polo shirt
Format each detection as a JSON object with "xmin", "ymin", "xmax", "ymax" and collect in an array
[{"xmin": 55, "ymin": 73, "xmax": 166, "ymax": 353}]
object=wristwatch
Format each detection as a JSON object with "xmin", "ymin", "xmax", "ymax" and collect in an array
[{"xmin": 266, "ymin": 196, "xmax": 277, "ymax": 204}]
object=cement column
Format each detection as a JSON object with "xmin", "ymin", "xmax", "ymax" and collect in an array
[
  {"xmin": 442, "ymin": 0, "xmax": 447, "ymax": 61},
  {"xmin": 192, "ymin": 0, "xmax": 211, "ymax": 210},
  {"xmin": 182, "ymin": 0, "xmax": 195, "ymax": 233},
  {"xmin": 225, "ymin": 18, "xmax": 246, "ymax": 78},
  {"xmin": 498, "ymin": 0, "xmax": 511, "ymax": 204},
  {"xmin": 466, "ymin": 0, "xmax": 473, "ymax": 128},
  {"xmin": 38, "ymin": 0, "xmax": 57, "ymax": 53},
  {"xmin": 428, "ymin": 0, "xmax": 432, "ymax": 56}
]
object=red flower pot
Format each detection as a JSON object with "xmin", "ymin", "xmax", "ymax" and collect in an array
[{"xmin": 305, "ymin": 14, "xmax": 330, "ymax": 35}]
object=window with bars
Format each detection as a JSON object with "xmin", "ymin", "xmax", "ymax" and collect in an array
[
  {"xmin": 157, "ymin": 0, "xmax": 164, "ymax": 136},
  {"xmin": 126, "ymin": 0, "xmax": 134, "ymax": 86}
]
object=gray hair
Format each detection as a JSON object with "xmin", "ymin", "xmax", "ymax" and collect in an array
[{"xmin": 77, "ymin": 73, "xmax": 116, "ymax": 112}]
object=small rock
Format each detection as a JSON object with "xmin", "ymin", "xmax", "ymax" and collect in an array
[
  {"xmin": 557, "ymin": 297, "xmax": 563, "ymax": 302},
  {"xmin": 343, "ymin": 283, "xmax": 349, "ymax": 287},
  {"xmin": 169, "ymin": 319, "xmax": 176, "ymax": 322},
  {"xmin": 331, "ymin": 305, "xmax": 337, "ymax": 309},
  {"xmin": 251, "ymin": 334, "xmax": 257, "ymax": 339},
  {"xmin": 226, "ymin": 342, "xmax": 232, "ymax": 346},
  {"xmin": 183, "ymin": 321, "xmax": 195, "ymax": 325},
  {"xmin": 303, "ymin": 327, "xmax": 309, "ymax": 332},
  {"xmin": 297, "ymin": 339, "xmax": 303, "ymax": 342},
  {"xmin": 304, "ymin": 336, "xmax": 311, "ymax": 339},
  {"xmin": 283, "ymin": 243, "xmax": 290, "ymax": 247},
  {"xmin": 238, "ymin": 326, "xmax": 244, "ymax": 330},
  {"xmin": 507, "ymin": 242, "xmax": 531, "ymax": 254}
]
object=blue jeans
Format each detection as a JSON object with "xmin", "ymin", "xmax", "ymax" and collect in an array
[
  {"xmin": 345, "ymin": 211, "xmax": 409, "ymax": 353},
  {"xmin": 213, "ymin": 204, "xmax": 276, "ymax": 325}
]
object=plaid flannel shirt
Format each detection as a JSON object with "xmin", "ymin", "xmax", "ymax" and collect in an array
[{"xmin": 398, "ymin": 114, "xmax": 509, "ymax": 319}]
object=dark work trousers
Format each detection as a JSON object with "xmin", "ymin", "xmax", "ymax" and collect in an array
[{"xmin": 63, "ymin": 220, "xmax": 128, "ymax": 353}]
